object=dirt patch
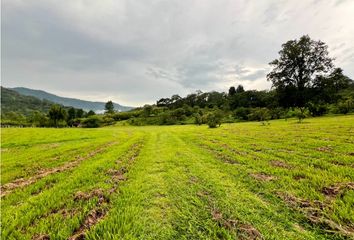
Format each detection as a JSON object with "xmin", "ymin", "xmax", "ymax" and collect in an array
[
  {"xmin": 211, "ymin": 209, "xmax": 223, "ymax": 221},
  {"xmin": 68, "ymin": 141, "xmax": 144, "ymax": 240},
  {"xmin": 220, "ymin": 144, "xmax": 246, "ymax": 156},
  {"xmin": 107, "ymin": 168, "xmax": 128, "ymax": 182},
  {"xmin": 217, "ymin": 153, "xmax": 239, "ymax": 165},
  {"xmin": 293, "ymin": 174, "xmax": 306, "ymax": 180},
  {"xmin": 330, "ymin": 160, "xmax": 352, "ymax": 167},
  {"xmin": 201, "ymin": 144, "xmax": 240, "ymax": 165},
  {"xmin": 196, "ymin": 190, "xmax": 210, "ymax": 197},
  {"xmin": 278, "ymin": 192, "xmax": 324, "ymax": 209},
  {"xmin": 238, "ymin": 223, "xmax": 263, "ymax": 240},
  {"xmin": 211, "ymin": 208, "xmax": 263, "ymax": 239},
  {"xmin": 348, "ymin": 152, "xmax": 354, "ymax": 156},
  {"xmin": 316, "ymin": 146, "xmax": 333, "ymax": 152},
  {"xmin": 270, "ymin": 160, "xmax": 292, "ymax": 169},
  {"xmin": 278, "ymin": 192, "xmax": 354, "ymax": 238},
  {"xmin": 1, "ymin": 142, "xmax": 117, "ymax": 197},
  {"xmin": 69, "ymin": 208, "xmax": 106, "ymax": 240},
  {"xmin": 250, "ymin": 173, "xmax": 276, "ymax": 181},
  {"xmin": 70, "ymin": 189, "xmax": 111, "ymax": 239},
  {"xmin": 197, "ymin": 142, "xmax": 244, "ymax": 165},
  {"xmin": 189, "ymin": 176, "xmax": 198, "ymax": 184},
  {"xmin": 322, "ymin": 182, "xmax": 354, "ymax": 198},
  {"xmin": 74, "ymin": 189, "xmax": 108, "ymax": 204},
  {"xmin": 32, "ymin": 234, "xmax": 50, "ymax": 240}
]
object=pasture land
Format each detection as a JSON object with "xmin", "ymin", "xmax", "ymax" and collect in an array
[{"xmin": 1, "ymin": 115, "xmax": 354, "ymax": 239}]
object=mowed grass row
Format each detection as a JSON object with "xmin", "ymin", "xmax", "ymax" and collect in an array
[
  {"xmin": 1, "ymin": 115, "xmax": 354, "ymax": 239},
  {"xmin": 1, "ymin": 128, "xmax": 133, "ymax": 184},
  {"xmin": 1, "ymin": 128, "xmax": 146, "ymax": 239}
]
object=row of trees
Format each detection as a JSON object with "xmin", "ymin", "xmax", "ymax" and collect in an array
[
  {"xmin": 119, "ymin": 35, "xmax": 353, "ymax": 127},
  {"xmin": 2, "ymin": 99, "xmax": 118, "ymax": 128},
  {"xmin": 2, "ymin": 35, "xmax": 353, "ymax": 128}
]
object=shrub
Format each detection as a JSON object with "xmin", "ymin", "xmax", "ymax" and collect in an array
[
  {"xmin": 337, "ymin": 98, "xmax": 353, "ymax": 114},
  {"xmin": 234, "ymin": 107, "xmax": 250, "ymax": 120},
  {"xmin": 248, "ymin": 108, "xmax": 271, "ymax": 122},
  {"xmin": 207, "ymin": 112, "xmax": 222, "ymax": 128},
  {"xmin": 81, "ymin": 116, "xmax": 102, "ymax": 128},
  {"xmin": 294, "ymin": 108, "xmax": 308, "ymax": 123},
  {"xmin": 306, "ymin": 102, "xmax": 327, "ymax": 116},
  {"xmin": 194, "ymin": 113, "xmax": 203, "ymax": 125}
]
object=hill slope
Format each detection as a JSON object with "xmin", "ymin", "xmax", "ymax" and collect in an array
[
  {"xmin": 11, "ymin": 87, "xmax": 133, "ymax": 112},
  {"xmin": 1, "ymin": 87, "xmax": 54, "ymax": 116}
]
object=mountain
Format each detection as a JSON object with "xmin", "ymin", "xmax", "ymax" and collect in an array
[
  {"xmin": 11, "ymin": 87, "xmax": 133, "ymax": 112},
  {"xmin": 1, "ymin": 87, "xmax": 54, "ymax": 116}
]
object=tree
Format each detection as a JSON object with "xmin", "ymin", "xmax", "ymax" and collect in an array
[
  {"xmin": 313, "ymin": 68, "xmax": 352, "ymax": 103},
  {"xmin": 267, "ymin": 35, "xmax": 334, "ymax": 108},
  {"xmin": 29, "ymin": 111, "xmax": 48, "ymax": 127},
  {"xmin": 105, "ymin": 101, "xmax": 114, "ymax": 114},
  {"xmin": 142, "ymin": 105, "xmax": 153, "ymax": 117},
  {"xmin": 76, "ymin": 109, "xmax": 84, "ymax": 118},
  {"xmin": 194, "ymin": 113, "xmax": 203, "ymax": 125},
  {"xmin": 86, "ymin": 110, "xmax": 96, "ymax": 117},
  {"xmin": 236, "ymin": 85, "xmax": 245, "ymax": 93},
  {"xmin": 48, "ymin": 105, "xmax": 67, "ymax": 127},
  {"xmin": 67, "ymin": 107, "xmax": 76, "ymax": 120},
  {"xmin": 81, "ymin": 115, "xmax": 102, "ymax": 128},
  {"xmin": 228, "ymin": 86, "xmax": 236, "ymax": 96}
]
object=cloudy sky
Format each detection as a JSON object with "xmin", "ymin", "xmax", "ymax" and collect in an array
[{"xmin": 2, "ymin": 0, "xmax": 354, "ymax": 106}]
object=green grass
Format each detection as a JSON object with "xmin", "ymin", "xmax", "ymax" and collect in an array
[{"xmin": 1, "ymin": 115, "xmax": 354, "ymax": 239}]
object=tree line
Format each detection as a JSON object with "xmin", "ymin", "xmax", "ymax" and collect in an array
[
  {"xmin": 115, "ymin": 35, "xmax": 353, "ymax": 127},
  {"xmin": 2, "ymin": 35, "xmax": 353, "ymax": 128}
]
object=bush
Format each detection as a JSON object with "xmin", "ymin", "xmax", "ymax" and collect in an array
[
  {"xmin": 194, "ymin": 113, "xmax": 203, "ymax": 125},
  {"xmin": 269, "ymin": 107, "xmax": 285, "ymax": 119},
  {"xmin": 207, "ymin": 111, "xmax": 222, "ymax": 128},
  {"xmin": 81, "ymin": 116, "xmax": 102, "ymax": 128},
  {"xmin": 102, "ymin": 114, "xmax": 115, "ymax": 125},
  {"xmin": 248, "ymin": 108, "xmax": 271, "ymax": 122},
  {"xmin": 337, "ymin": 98, "xmax": 353, "ymax": 114},
  {"xmin": 294, "ymin": 108, "xmax": 308, "ymax": 123},
  {"xmin": 234, "ymin": 107, "xmax": 250, "ymax": 120},
  {"xmin": 113, "ymin": 111, "xmax": 141, "ymax": 121},
  {"xmin": 306, "ymin": 102, "xmax": 327, "ymax": 116}
]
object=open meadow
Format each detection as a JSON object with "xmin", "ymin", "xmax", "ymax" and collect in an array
[{"xmin": 1, "ymin": 115, "xmax": 354, "ymax": 239}]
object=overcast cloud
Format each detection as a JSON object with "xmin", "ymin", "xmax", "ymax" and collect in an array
[{"xmin": 2, "ymin": 0, "xmax": 354, "ymax": 106}]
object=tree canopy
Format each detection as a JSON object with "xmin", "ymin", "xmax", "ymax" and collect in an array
[
  {"xmin": 105, "ymin": 101, "xmax": 114, "ymax": 114},
  {"xmin": 267, "ymin": 35, "xmax": 334, "ymax": 107}
]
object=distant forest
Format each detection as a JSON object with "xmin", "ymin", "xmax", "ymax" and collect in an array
[{"xmin": 1, "ymin": 35, "xmax": 354, "ymax": 128}]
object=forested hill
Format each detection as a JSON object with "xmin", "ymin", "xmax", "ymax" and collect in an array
[
  {"xmin": 11, "ymin": 87, "xmax": 133, "ymax": 112},
  {"xmin": 1, "ymin": 87, "xmax": 54, "ymax": 116}
]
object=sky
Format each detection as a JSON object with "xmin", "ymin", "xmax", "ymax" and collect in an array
[{"xmin": 2, "ymin": 0, "xmax": 354, "ymax": 106}]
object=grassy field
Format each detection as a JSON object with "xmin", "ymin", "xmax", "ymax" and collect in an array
[{"xmin": 1, "ymin": 115, "xmax": 354, "ymax": 239}]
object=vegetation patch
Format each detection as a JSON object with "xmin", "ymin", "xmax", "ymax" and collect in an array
[
  {"xmin": 278, "ymin": 192, "xmax": 354, "ymax": 238},
  {"xmin": 1, "ymin": 116, "xmax": 353, "ymax": 239},
  {"xmin": 0, "ymin": 141, "xmax": 117, "ymax": 197}
]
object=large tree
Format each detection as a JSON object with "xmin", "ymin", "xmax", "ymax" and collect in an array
[
  {"xmin": 267, "ymin": 35, "xmax": 334, "ymax": 107},
  {"xmin": 105, "ymin": 101, "xmax": 114, "ymax": 114},
  {"xmin": 48, "ymin": 105, "xmax": 66, "ymax": 127}
]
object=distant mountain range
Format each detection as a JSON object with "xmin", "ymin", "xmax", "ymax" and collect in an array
[{"xmin": 10, "ymin": 87, "xmax": 133, "ymax": 112}]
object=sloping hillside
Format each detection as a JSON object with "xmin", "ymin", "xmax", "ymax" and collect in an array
[
  {"xmin": 1, "ymin": 87, "xmax": 53, "ymax": 116},
  {"xmin": 12, "ymin": 87, "xmax": 133, "ymax": 112}
]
